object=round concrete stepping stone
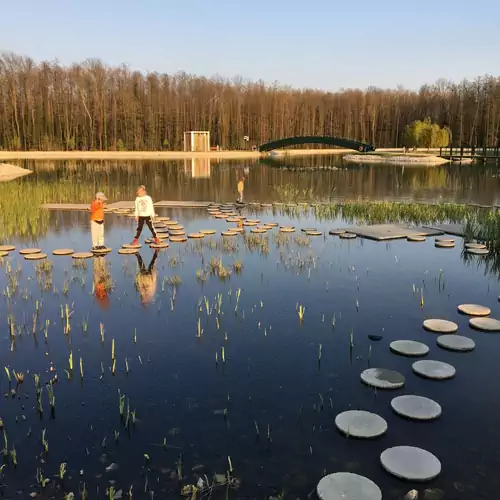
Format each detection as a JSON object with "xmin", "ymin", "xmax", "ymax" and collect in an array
[
  {"xmin": 0, "ymin": 251, "xmax": 8, "ymax": 258},
  {"xmin": 380, "ymin": 446, "xmax": 441, "ymax": 481},
  {"xmin": 466, "ymin": 248, "xmax": 489, "ymax": 255},
  {"xmin": 150, "ymin": 242, "xmax": 169, "ymax": 249},
  {"xmin": 247, "ymin": 219, "xmax": 260, "ymax": 224},
  {"xmin": 435, "ymin": 237, "xmax": 454, "ymax": 243},
  {"xmin": 390, "ymin": 340, "xmax": 429, "ymax": 357},
  {"xmin": 335, "ymin": 410, "xmax": 387, "ymax": 438},
  {"xmin": 340, "ymin": 233, "xmax": 357, "ymax": 239},
  {"xmin": 72, "ymin": 252, "xmax": 94, "ymax": 259},
  {"xmin": 226, "ymin": 217, "xmax": 240, "ymax": 223},
  {"xmin": 317, "ymin": 472, "xmax": 381, "ymax": 500},
  {"xmin": 122, "ymin": 243, "xmax": 142, "ymax": 249},
  {"xmin": 188, "ymin": 233, "xmax": 204, "ymax": 239},
  {"xmin": 169, "ymin": 230, "xmax": 186, "ymax": 236},
  {"xmin": 155, "ymin": 217, "xmax": 170, "ymax": 222},
  {"xmin": 155, "ymin": 228, "xmax": 169, "ymax": 233},
  {"xmin": 118, "ymin": 248, "xmax": 139, "ymax": 255},
  {"xmin": 435, "ymin": 241, "xmax": 454, "ymax": 248},
  {"xmin": 329, "ymin": 229, "xmax": 346, "ymax": 235},
  {"xmin": 228, "ymin": 227, "xmax": 244, "ymax": 233},
  {"xmin": 92, "ymin": 247, "xmax": 112, "ymax": 254},
  {"xmin": 0, "ymin": 245, "xmax": 15, "ymax": 252},
  {"xmin": 215, "ymin": 214, "xmax": 229, "ymax": 219},
  {"xmin": 301, "ymin": 227, "xmax": 317, "ymax": 232},
  {"xmin": 423, "ymin": 319, "xmax": 458, "ymax": 334},
  {"xmin": 243, "ymin": 221, "xmax": 258, "ymax": 226},
  {"xmin": 407, "ymin": 236, "xmax": 425, "ymax": 242},
  {"xmin": 457, "ymin": 304, "xmax": 491, "ymax": 316},
  {"xmin": 251, "ymin": 228, "xmax": 267, "ymax": 233},
  {"xmin": 221, "ymin": 231, "xmax": 238, "ymax": 237},
  {"xmin": 25, "ymin": 253, "xmax": 47, "ymax": 261},
  {"xmin": 280, "ymin": 226, "xmax": 295, "ymax": 233},
  {"xmin": 469, "ymin": 317, "xmax": 500, "ymax": 332},
  {"xmin": 412, "ymin": 360, "xmax": 456, "ymax": 380},
  {"xmin": 52, "ymin": 249, "xmax": 74, "ymax": 256},
  {"xmin": 465, "ymin": 243, "xmax": 486, "ymax": 249},
  {"xmin": 165, "ymin": 221, "xmax": 179, "ymax": 227},
  {"xmin": 437, "ymin": 335, "xmax": 475, "ymax": 352},
  {"xmin": 259, "ymin": 225, "xmax": 274, "ymax": 230},
  {"xmin": 169, "ymin": 236, "xmax": 187, "ymax": 242},
  {"xmin": 360, "ymin": 368, "xmax": 405, "ymax": 389},
  {"xmin": 200, "ymin": 229, "xmax": 216, "ymax": 235},
  {"xmin": 168, "ymin": 225, "xmax": 184, "ymax": 231},
  {"xmin": 391, "ymin": 395, "xmax": 442, "ymax": 421},
  {"xmin": 264, "ymin": 222, "xmax": 279, "ymax": 227},
  {"xmin": 19, "ymin": 248, "xmax": 41, "ymax": 255},
  {"xmin": 306, "ymin": 230, "xmax": 322, "ymax": 236}
]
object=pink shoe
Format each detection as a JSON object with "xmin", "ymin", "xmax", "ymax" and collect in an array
[
  {"xmin": 131, "ymin": 238, "xmax": 139, "ymax": 246},
  {"xmin": 154, "ymin": 237, "xmax": 161, "ymax": 245}
]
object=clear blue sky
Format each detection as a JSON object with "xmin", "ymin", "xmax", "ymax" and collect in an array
[{"xmin": 2, "ymin": 0, "xmax": 499, "ymax": 90}]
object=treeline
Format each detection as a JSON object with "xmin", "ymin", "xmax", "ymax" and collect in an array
[{"xmin": 0, "ymin": 52, "xmax": 499, "ymax": 151}]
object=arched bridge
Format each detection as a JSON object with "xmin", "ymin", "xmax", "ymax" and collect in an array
[{"xmin": 259, "ymin": 136, "xmax": 375, "ymax": 153}]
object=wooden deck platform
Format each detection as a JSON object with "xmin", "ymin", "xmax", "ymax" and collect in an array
[
  {"xmin": 333, "ymin": 224, "xmax": 444, "ymax": 241},
  {"xmin": 423, "ymin": 223, "xmax": 465, "ymax": 237},
  {"xmin": 42, "ymin": 200, "xmax": 220, "ymax": 211}
]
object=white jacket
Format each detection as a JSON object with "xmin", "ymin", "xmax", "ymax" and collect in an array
[{"xmin": 135, "ymin": 195, "xmax": 155, "ymax": 217}]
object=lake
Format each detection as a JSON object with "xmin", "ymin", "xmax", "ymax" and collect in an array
[{"xmin": 0, "ymin": 156, "xmax": 500, "ymax": 499}]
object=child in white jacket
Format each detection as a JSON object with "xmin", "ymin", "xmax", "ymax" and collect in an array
[{"xmin": 131, "ymin": 185, "xmax": 160, "ymax": 245}]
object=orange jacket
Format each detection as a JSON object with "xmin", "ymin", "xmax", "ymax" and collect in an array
[{"xmin": 90, "ymin": 200, "xmax": 104, "ymax": 221}]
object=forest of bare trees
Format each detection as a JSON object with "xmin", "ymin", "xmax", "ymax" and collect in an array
[{"xmin": 0, "ymin": 53, "xmax": 499, "ymax": 151}]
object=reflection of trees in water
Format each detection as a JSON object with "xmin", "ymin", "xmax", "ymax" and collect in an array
[{"xmin": 461, "ymin": 248, "xmax": 500, "ymax": 281}]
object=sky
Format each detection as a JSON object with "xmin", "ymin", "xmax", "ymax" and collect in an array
[{"xmin": 1, "ymin": 0, "xmax": 499, "ymax": 91}]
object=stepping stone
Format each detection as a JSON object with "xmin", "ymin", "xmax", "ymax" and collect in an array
[
  {"xmin": 72, "ymin": 252, "xmax": 94, "ymax": 259},
  {"xmin": 150, "ymin": 242, "xmax": 169, "ymax": 249},
  {"xmin": 215, "ymin": 214, "xmax": 229, "ymax": 219},
  {"xmin": 243, "ymin": 221, "xmax": 258, "ymax": 226},
  {"xmin": 466, "ymin": 248, "xmax": 489, "ymax": 255},
  {"xmin": 247, "ymin": 219, "xmax": 260, "ymax": 224},
  {"xmin": 306, "ymin": 230, "xmax": 322, "ymax": 236},
  {"xmin": 457, "ymin": 304, "xmax": 491, "ymax": 316},
  {"xmin": 228, "ymin": 227, "xmax": 244, "ymax": 233},
  {"xmin": 0, "ymin": 251, "xmax": 8, "ymax": 258},
  {"xmin": 317, "ymin": 472, "xmax": 382, "ymax": 500},
  {"xmin": 156, "ymin": 217, "xmax": 171, "ymax": 222},
  {"xmin": 329, "ymin": 229, "xmax": 346, "ymax": 235},
  {"xmin": 335, "ymin": 410, "xmax": 387, "ymax": 438},
  {"xmin": 465, "ymin": 243, "xmax": 486, "ymax": 249},
  {"xmin": 118, "ymin": 248, "xmax": 139, "ymax": 255},
  {"xmin": 469, "ymin": 317, "xmax": 500, "ymax": 332},
  {"xmin": 170, "ymin": 236, "xmax": 187, "ymax": 242},
  {"xmin": 122, "ymin": 243, "xmax": 142, "ymax": 249},
  {"xmin": 92, "ymin": 247, "xmax": 112, "ymax": 254},
  {"xmin": 200, "ymin": 229, "xmax": 216, "ymax": 235},
  {"xmin": 301, "ymin": 227, "xmax": 317, "ymax": 232},
  {"xmin": 280, "ymin": 226, "xmax": 295, "ymax": 233},
  {"xmin": 188, "ymin": 233, "xmax": 204, "ymax": 239},
  {"xmin": 435, "ymin": 241, "xmax": 454, "ymax": 248},
  {"xmin": 380, "ymin": 446, "xmax": 441, "ymax": 481},
  {"xmin": 437, "ymin": 335, "xmax": 475, "ymax": 352},
  {"xmin": 412, "ymin": 360, "xmax": 456, "ymax": 380},
  {"xmin": 259, "ymin": 225, "xmax": 275, "ymax": 230},
  {"xmin": 0, "ymin": 245, "xmax": 15, "ymax": 252},
  {"xmin": 264, "ymin": 222, "xmax": 279, "ymax": 227},
  {"xmin": 423, "ymin": 319, "xmax": 458, "ymax": 334},
  {"xmin": 340, "ymin": 233, "xmax": 357, "ymax": 239},
  {"xmin": 226, "ymin": 218, "xmax": 240, "ymax": 222},
  {"xmin": 391, "ymin": 395, "xmax": 442, "ymax": 421},
  {"xmin": 155, "ymin": 228, "xmax": 169, "ymax": 233},
  {"xmin": 390, "ymin": 340, "xmax": 429, "ymax": 357},
  {"xmin": 25, "ymin": 253, "xmax": 47, "ymax": 261},
  {"xmin": 360, "ymin": 368, "xmax": 405, "ymax": 389},
  {"xmin": 52, "ymin": 249, "xmax": 74, "ymax": 256},
  {"xmin": 169, "ymin": 230, "xmax": 186, "ymax": 236},
  {"xmin": 435, "ymin": 237, "xmax": 454, "ymax": 243},
  {"xmin": 251, "ymin": 228, "xmax": 267, "ymax": 233},
  {"xmin": 407, "ymin": 236, "xmax": 425, "ymax": 242},
  {"xmin": 222, "ymin": 231, "xmax": 238, "ymax": 237},
  {"xmin": 19, "ymin": 248, "xmax": 41, "ymax": 255},
  {"xmin": 165, "ymin": 221, "xmax": 179, "ymax": 227}
]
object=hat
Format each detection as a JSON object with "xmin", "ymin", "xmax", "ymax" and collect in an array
[{"xmin": 95, "ymin": 192, "xmax": 107, "ymax": 201}]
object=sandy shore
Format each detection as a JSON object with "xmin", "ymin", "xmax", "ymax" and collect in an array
[
  {"xmin": 0, "ymin": 148, "xmax": 437, "ymax": 161},
  {"xmin": 343, "ymin": 154, "xmax": 450, "ymax": 166}
]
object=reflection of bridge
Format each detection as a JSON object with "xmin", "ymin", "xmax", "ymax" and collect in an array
[{"xmin": 259, "ymin": 136, "xmax": 375, "ymax": 153}]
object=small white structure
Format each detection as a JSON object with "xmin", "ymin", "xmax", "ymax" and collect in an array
[{"xmin": 184, "ymin": 131, "xmax": 211, "ymax": 152}]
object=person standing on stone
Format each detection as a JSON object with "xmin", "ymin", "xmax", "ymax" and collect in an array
[
  {"xmin": 90, "ymin": 192, "xmax": 107, "ymax": 250},
  {"xmin": 131, "ymin": 185, "xmax": 160, "ymax": 245},
  {"xmin": 237, "ymin": 177, "xmax": 245, "ymax": 203}
]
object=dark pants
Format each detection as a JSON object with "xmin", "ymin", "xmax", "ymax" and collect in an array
[
  {"xmin": 136, "ymin": 251, "xmax": 158, "ymax": 274},
  {"xmin": 135, "ymin": 216, "xmax": 157, "ymax": 239}
]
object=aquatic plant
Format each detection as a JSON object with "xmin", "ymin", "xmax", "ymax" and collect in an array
[
  {"xmin": 59, "ymin": 462, "xmax": 67, "ymax": 480},
  {"xmin": 297, "ymin": 304, "xmax": 305, "ymax": 322},
  {"xmin": 42, "ymin": 429, "xmax": 49, "ymax": 453}
]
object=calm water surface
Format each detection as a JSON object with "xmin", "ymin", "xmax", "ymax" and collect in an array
[{"xmin": 0, "ymin": 158, "xmax": 500, "ymax": 498}]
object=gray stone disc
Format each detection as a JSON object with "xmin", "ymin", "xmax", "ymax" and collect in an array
[
  {"xmin": 340, "ymin": 232, "xmax": 357, "ymax": 239},
  {"xmin": 435, "ymin": 237, "xmax": 454, "ymax": 243},
  {"xmin": 457, "ymin": 303, "xmax": 491, "ymax": 316},
  {"xmin": 407, "ymin": 235, "xmax": 426, "ymax": 242},
  {"xmin": 0, "ymin": 245, "xmax": 15, "ymax": 252},
  {"xmin": 412, "ymin": 360, "xmax": 456, "ymax": 380},
  {"xmin": 317, "ymin": 472, "xmax": 382, "ymax": 500},
  {"xmin": 335, "ymin": 410, "xmax": 388, "ymax": 438},
  {"xmin": 122, "ymin": 243, "xmax": 142, "ymax": 249},
  {"xmin": 435, "ymin": 241, "xmax": 454, "ymax": 248},
  {"xmin": 391, "ymin": 395, "xmax": 442, "ymax": 421},
  {"xmin": 390, "ymin": 340, "xmax": 429, "ymax": 357},
  {"xmin": 329, "ymin": 229, "xmax": 346, "ymax": 235},
  {"xmin": 437, "ymin": 335, "xmax": 475, "ymax": 352},
  {"xmin": 467, "ymin": 248, "xmax": 489, "ymax": 255},
  {"xmin": 423, "ymin": 319, "xmax": 458, "ymax": 334},
  {"xmin": 360, "ymin": 368, "xmax": 405, "ymax": 389},
  {"xmin": 25, "ymin": 253, "xmax": 47, "ymax": 261},
  {"xmin": 465, "ymin": 243, "xmax": 486, "ymax": 249},
  {"xmin": 380, "ymin": 446, "xmax": 441, "ymax": 481},
  {"xmin": 19, "ymin": 248, "xmax": 41, "ymax": 255},
  {"xmin": 469, "ymin": 317, "xmax": 500, "ymax": 332}
]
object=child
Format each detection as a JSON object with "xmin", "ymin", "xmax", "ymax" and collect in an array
[
  {"xmin": 90, "ymin": 192, "xmax": 107, "ymax": 250},
  {"xmin": 237, "ymin": 177, "xmax": 244, "ymax": 203},
  {"xmin": 131, "ymin": 185, "xmax": 160, "ymax": 245}
]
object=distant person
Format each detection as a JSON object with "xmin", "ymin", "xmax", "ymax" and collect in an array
[
  {"xmin": 90, "ymin": 192, "xmax": 107, "ymax": 250},
  {"xmin": 93, "ymin": 254, "xmax": 110, "ymax": 310},
  {"xmin": 135, "ymin": 250, "xmax": 158, "ymax": 305},
  {"xmin": 237, "ymin": 177, "xmax": 245, "ymax": 203},
  {"xmin": 131, "ymin": 185, "xmax": 160, "ymax": 245}
]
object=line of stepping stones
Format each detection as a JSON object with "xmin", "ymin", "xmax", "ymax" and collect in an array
[{"xmin": 317, "ymin": 301, "xmax": 498, "ymax": 499}]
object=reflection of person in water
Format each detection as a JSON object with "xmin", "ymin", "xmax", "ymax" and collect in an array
[
  {"xmin": 93, "ymin": 255, "xmax": 110, "ymax": 309},
  {"xmin": 135, "ymin": 250, "xmax": 158, "ymax": 305}
]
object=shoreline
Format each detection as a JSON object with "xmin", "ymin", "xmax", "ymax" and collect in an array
[{"xmin": 0, "ymin": 148, "xmax": 439, "ymax": 161}]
